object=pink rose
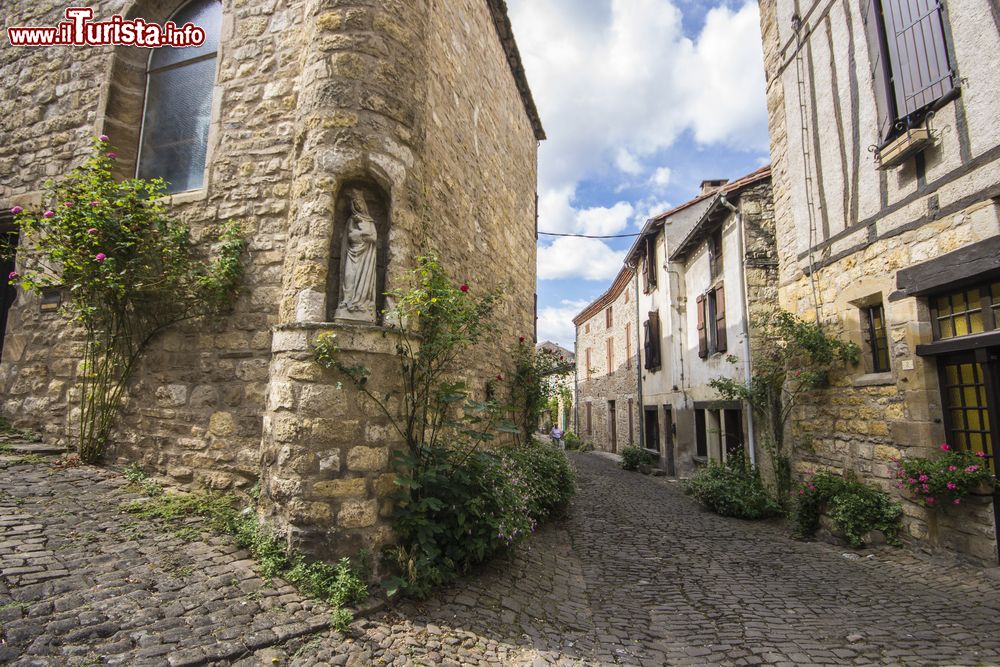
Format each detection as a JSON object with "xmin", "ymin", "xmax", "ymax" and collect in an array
[
  {"xmin": 90, "ymin": 201, "xmax": 101, "ymax": 207},
  {"xmin": 64, "ymin": 202, "xmax": 74, "ymax": 208},
  {"xmin": 106, "ymin": 152, "xmax": 117, "ymax": 159},
  {"xmin": 965, "ymin": 465, "xmax": 979, "ymax": 473},
  {"xmin": 43, "ymin": 210, "xmax": 55, "ymax": 218},
  {"xmin": 926, "ymin": 497, "xmax": 935, "ymax": 505},
  {"xmin": 95, "ymin": 253, "xmax": 107, "ymax": 262},
  {"xmin": 10, "ymin": 206, "xmax": 23, "ymax": 215},
  {"xmin": 99, "ymin": 134, "xmax": 109, "ymax": 142},
  {"xmin": 918, "ymin": 474, "xmax": 928, "ymax": 482},
  {"xmin": 953, "ymin": 498, "xmax": 961, "ymax": 505},
  {"xmin": 976, "ymin": 451, "xmax": 987, "ymax": 458},
  {"xmin": 87, "ymin": 228, "xmax": 98, "ymax": 235},
  {"xmin": 948, "ymin": 465, "xmax": 957, "ymax": 472},
  {"xmin": 947, "ymin": 482, "xmax": 957, "ymax": 490},
  {"xmin": 7, "ymin": 271, "xmax": 17, "ymax": 280},
  {"xmin": 940, "ymin": 443, "xmax": 951, "ymax": 451},
  {"xmin": 908, "ymin": 478, "xmax": 916, "ymax": 485}
]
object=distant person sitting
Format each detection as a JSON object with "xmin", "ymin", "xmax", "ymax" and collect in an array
[{"xmin": 550, "ymin": 425, "xmax": 563, "ymax": 449}]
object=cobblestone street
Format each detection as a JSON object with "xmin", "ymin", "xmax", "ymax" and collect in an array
[{"xmin": 4, "ymin": 450, "xmax": 1000, "ymax": 665}]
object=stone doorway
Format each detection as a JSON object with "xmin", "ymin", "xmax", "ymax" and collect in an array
[{"xmin": 0, "ymin": 222, "xmax": 17, "ymax": 361}]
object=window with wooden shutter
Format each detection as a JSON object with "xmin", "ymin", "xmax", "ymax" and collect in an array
[
  {"xmin": 644, "ymin": 236, "xmax": 657, "ymax": 292},
  {"xmin": 607, "ymin": 337, "xmax": 614, "ymax": 374},
  {"xmin": 862, "ymin": 0, "xmax": 955, "ymax": 145},
  {"xmin": 626, "ymin": 322, "xmax": 632, "ymax": 363},
  {"xmin": 697, "ymin": 294, "xmax": 708, "ymax": 358},
  {"xmin": 606, "ymin": 306, "xmax": 613, "ymax": 328},
  {"xmin": 644, "ymin": 312, "xmax": 661, "ymax": 371},
  {"xmin": 715, "ymin": 284, "xmax": 727, "ymax": 354}
]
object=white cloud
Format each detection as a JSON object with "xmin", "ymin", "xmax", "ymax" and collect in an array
[
  {"xmin": 631, "ymin": 196, "xmax": 672, "ymax": 228},
  {"xmin": 649, "ymin": 166, "xmax": 672, "ymax": 189},
  {"xmin": 538, "ymin": 237, "xmax": 626, "ymax": 281},
  {"xmin": 615, "ymin": 149, "xmax": 644, "ymax": 175},
  {"xmin": 538, "ymin": 298, "xmax": 591, "ymax": 348},
  {"xmin": 508, "ymin": 0, "xmax": 768, "ymax": 193},
  {"xmin": 577, "ymin": 201, "xmax": 634, "ymax": 236}
]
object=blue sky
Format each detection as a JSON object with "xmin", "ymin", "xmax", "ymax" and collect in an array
[{"xmin": 506, "ymin": 0, "xmax": 771, "ymax": 348}]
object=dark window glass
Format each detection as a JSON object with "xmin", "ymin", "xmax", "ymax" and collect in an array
[
  {"xmin": 866, "ymin": 304, "xmax": 891, "ymax": 372},
  {"xmin": 695, "ymin": 409, "xmax": 707, "ymax": 457},
  {"xmin": 138, "ymin": 0, "xmax": 221, "ymax": 193}
]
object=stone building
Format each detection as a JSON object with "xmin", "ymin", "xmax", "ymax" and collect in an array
[
  {"xmin": 0, "ymin": 0, "xmax": 543, "ymax": 561},
  {"xmin": 537, "ymin": 340, "xmax": 574, "ymax": 432},
  {"xmin": 572, "ymin": 267, "xmax": 639, "ymax": 453},
  {"xmin": 759, "ymin": 0, "xmax": 1000, "ymax": 561},
  {"xmin": 628, "ymin": 168, "xmax": 776, "ymax": 476}
]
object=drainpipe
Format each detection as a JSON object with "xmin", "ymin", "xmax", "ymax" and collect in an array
[
  {"xmin": 574, "ymin": 341, "xmax": 582, "ymax": 435},
  {"xmin": 634, "ymin": 268, "xmax": 644, "ymax": 449},
  {"xmin": 719, "ymin": 195, "xmax": 757, "ymax": 467}
]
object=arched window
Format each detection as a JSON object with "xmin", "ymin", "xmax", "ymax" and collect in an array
[{"xmin": 136, "ymin": 0, "xmax": 222, "ymax": 193}]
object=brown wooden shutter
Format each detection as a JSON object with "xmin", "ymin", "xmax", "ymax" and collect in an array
[
  {"xmin": 882, "ymin": 0, "xmax": 955, "ymax": 118},
  {"xmin": 646, "ymin": 237, "xmax": 657, "ymax": 290},
  {"xmin": 715, "ymin": 284, "xmax": 727, "ymax": 354},
  {"xmin": 649, "ymin": 311, "xmax": 660, "ymax": 368},
  {"xmin": 586, "ymin": 403, "xmax": 592, "ymax": 435},
  {"xmin": 696, "ymin": 295, "xmax": 708, "ymax": 358},
  {"xmin": 862, "ymin": 0, "xmax": 896, "ymax": 143}
]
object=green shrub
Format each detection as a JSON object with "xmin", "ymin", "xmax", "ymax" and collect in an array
[
  {"xmin": 893, "ymin": 444, "xmax": 995, "ymax": 507},
  {"xmin": 386, "ymin": 441, "xmax": 575, "ymax": 598},
  {"xmin": 791, "ymin": 471, "xmax": 902, "ymax": 547},
  {"xmin": 562, "ymin": 431, "xmax": 582, "ymax": 450},
  {"xmin": 684, "ymin": 460, "xmax": 781, "ymax": 520},
  {"xmin": 620, "ymin": 446, "xmax": 656, "ymax": 471}
]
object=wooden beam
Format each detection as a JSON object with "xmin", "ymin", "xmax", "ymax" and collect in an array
[{"xmin": 892, "ymin": 235, "xmax": 1000, "ymax": 301}]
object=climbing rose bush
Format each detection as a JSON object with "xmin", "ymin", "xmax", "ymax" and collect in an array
[
  {"xmin": 8, "ymin": 137, "xmax": 244, "ymax": 463},
  {"xmin": 893, "ymin": 444, "xmax": 995, "ymax": 507}
]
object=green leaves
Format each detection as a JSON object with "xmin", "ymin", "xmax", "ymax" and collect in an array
[
  {"xmin": 684, "ymin": 459, "xmax": 782, "ymax": 520},
  {"xmin": 9, "ymin": 138, "xmax": 245, "ymax": 463}
]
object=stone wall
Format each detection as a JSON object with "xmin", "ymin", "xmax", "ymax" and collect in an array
[
  {"xmin": 574, "ymin": 269, "xmax": 639, "ymax": 453},
  {"xmin": 0, "ymin": 0, "xmax": 541, "ymax": 564},
  {"xmin": 759, "ymin": 0, "xmax": 1000, "ymax": 562}
]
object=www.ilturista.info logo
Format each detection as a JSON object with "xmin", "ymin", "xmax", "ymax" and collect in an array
[{"xmin": 7, "ymin": 7, "xmax": 206, "ymax": 47}]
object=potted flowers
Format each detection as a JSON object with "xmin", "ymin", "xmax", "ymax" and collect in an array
[{"xmin": 893, "ymin": 444, "xmax": 996, "ymax": 507}]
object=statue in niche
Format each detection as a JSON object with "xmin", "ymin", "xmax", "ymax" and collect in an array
[{"xmin": 334, "ymin": 189, "xmax": 378, "ymax": 322}]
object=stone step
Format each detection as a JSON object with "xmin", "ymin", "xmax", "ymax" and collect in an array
[{"xmin": 3, "ymin": 442, "xmax": 67, "ymax": 455}]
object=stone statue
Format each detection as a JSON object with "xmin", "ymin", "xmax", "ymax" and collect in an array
[{"xmin": 334, "ymin": 189, "xmax": 378, "ymax": 322}]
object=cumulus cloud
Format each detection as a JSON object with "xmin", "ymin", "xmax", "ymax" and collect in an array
[
  {"xmin": 538, "ymin": 299, "xmax": 591, "ymax": 348},
  {"xmin": 649, "ymin": 167, "xmax": 673, "ymax": 189},
  {"xmin": 508, "ymin": 0, "xmax": 767, "ymax": 192},
  {"xmin": 538, "ymin": 237, "xmax": 626, "ymax": 281}
]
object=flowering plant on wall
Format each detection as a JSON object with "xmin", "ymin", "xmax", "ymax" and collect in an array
[
  {"xmin": 893, "ymin": 444, "xmax": 996, "ymax": 507},
  {"xmin": 7, "ymin": 137, "xmax": 244, "ymax": 463}
]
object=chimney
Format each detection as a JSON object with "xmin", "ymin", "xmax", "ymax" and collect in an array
[{"xmin": 700, "ymin": 179, "xmax": 729, "ymax": 196}]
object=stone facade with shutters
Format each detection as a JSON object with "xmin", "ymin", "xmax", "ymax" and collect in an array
[
  {"xmin": 573, "ymin": 268, "xmax": 640, "ymax": 454},
  {"xmin": 759, "ymin": 0, "xmax": 1000, "ymax": 562},
  {"xmin": 0, "ymin": 0, "xmax": 541, "ymax": 562}
]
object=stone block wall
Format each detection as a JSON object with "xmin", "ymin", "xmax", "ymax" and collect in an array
[
  {"xmin": 759, "ymin": 0, "xmax": 1000, "ymax": 562},
  {"xmin": 575, "ymin": 270, "xmax": 639, "ymax": 452},
  {"xmin": 0, "ymin": 0, "xmax": 541, "ymax": 564}
]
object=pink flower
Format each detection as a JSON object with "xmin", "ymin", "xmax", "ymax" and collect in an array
[
  {"xmin": 10, "ymin": 206, "xmax": 22, "ymax": 215},
  {"xmin": 918, "ymin": 474, "xmax": 928, "ymax": 482},
  {"xmin": 922, "ymin": 484, "xmax": 930, "ymax": 492},
  {"xmin": 95, "ymin": 253, "xmax": 107, "ymax": 262},
  {"xmin": 953, "ymin": 498, "xmax": 961, "ymax": 505},
  {"xmin": 897, "ymin": 470, "xmax": 905, "ymax": 478},
  {"xmin": 518, "ymin": 336, "xmax": 525, "ymax": 344},
  {"xmin": 940, "ymin": 443, "xmax": 951, "ymax": 451},
  {"xmin": 99, "ymin": 134, "xmax": 109, "ymax": 142},
  {"xmin": 947, "ymin": 482, "xmax": 957, "ymax": 490},
  {"xmin": 976, "ymin": 451, "xmax": 987, "ymax": 458},
  {"xmin": 496, "ymin": 374, "xmax": 503, "ymax": 381},
  {"xmin": 87, "ymin": 228, "xmax": 98, "ymax": 235},
  {"xmin": 64, "ymin": 202, "xmax": 74, "ymax": 208},
  {"xmin": 965, "ymin": 465, "xmax": 979, "ymax": 473},
  {"xmin": 7, "ymin": 271, "xmax": 17, "ymax": 280},
  {"xmin": 895, "ymin": 482, "xmax": 903, "ymax": 489},
  {"xmin": 106, "ymin": 152, "xmax": 117, "ymax": 159},
  {"xmin": 89, "ymin": 201, "xmax": 101, "ymax": 207},
  {"xmin": 459, "ymin": 284, "xmax": 469, "ymax": 293},
  {"xmin": 908, "ymin": 478, "xmax": 917, "ymax": 485},
  {"xmin": 43, "ymin": 210, "xmax": 54, "ymax": 218},
  {"xmin": 948, "ymin": 466, "xmax": 957, "ymax": 472},
  {"xmin": 807, "ymin": 483, "xmax": 816, "ymax": 491},
  {"xmin": 798, "ymin": 489, "xmax": 804, "ymax": 496},
  {"xmin": 926, "ymin": 496, "xmax": 935, "ymax": 505}
]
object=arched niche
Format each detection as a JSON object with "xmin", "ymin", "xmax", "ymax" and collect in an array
[{"xmin": 326, "ymin": 180, "xmax": 391, "ymax": 323}]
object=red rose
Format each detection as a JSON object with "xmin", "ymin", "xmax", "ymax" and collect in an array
[
  {"xmin": 496, "ymin": 374, "xmax": 503, "ymax": 381},
  {"xmin": 460, "ymin": 284, "xmax": 469, "ymax": 293}
]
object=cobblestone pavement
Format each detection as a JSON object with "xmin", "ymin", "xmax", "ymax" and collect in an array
[{"xmin": 5, "ymin": 451, "xmax": 1000, "ymax": 665}]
